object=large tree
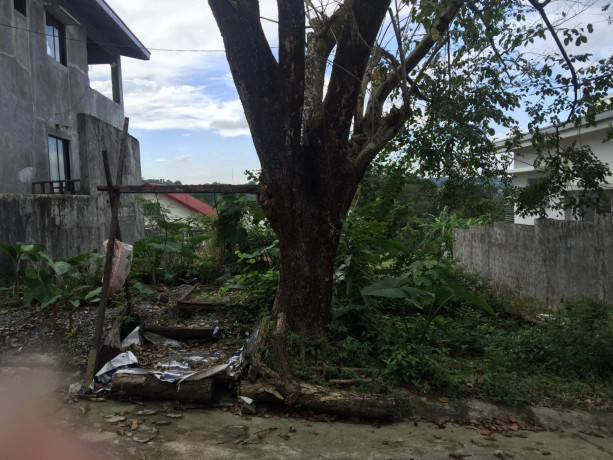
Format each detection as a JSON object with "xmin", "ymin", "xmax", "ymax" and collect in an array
[{"xmin": 208, "ymin": 0, "xmax": 613, "ymax": 338}]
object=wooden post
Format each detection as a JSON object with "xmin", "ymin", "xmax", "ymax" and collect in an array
[{"xmin": 84, "ymin": 118, "xmax": 130, "ymax": 388}]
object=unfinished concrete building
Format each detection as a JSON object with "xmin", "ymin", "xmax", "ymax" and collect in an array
[{"xmin": 0, "ymin": 0, "xmax": 149, "ymax": 266}]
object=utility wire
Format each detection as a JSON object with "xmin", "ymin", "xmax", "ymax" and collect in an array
[{"xmin": 0, "ymin": 22, "xmax": 278, "ymax": 53}]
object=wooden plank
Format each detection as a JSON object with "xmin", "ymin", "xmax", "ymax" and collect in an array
[
  {"xmin": 97, "ymin": 184, "xmax": 259, "ymax": 194},
  {"xmin": 142, "ymin": 325, "xmax": 219, "ymax": 340}
]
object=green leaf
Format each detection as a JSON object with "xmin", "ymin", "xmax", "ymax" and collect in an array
[
  {"xmin": 84, "ymin": 287, "xmax": 102, "ymax": 301},
  {"xmin": 50, "ymin": 261, "xmax": 71, "ymax": 277},
  {"xmin": 362, "ymin": 286, "xmax": 410, "ymax": 298},
  {"xmin": 20, "ymin": 243, "xmax": 44, "ymax": 256},
  {"xmin": 0, "ymin": 241, "xmax": 17, "ymax": 262},
  {"xmin": 445, "ymin": 279, "xmax": 493, "ymax": 314}
]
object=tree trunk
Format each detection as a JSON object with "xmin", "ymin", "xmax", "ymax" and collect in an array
[
  {"xmin": 272, "ymin": 224, "xmax": 340, "ymax": 337},
  {"xmin": 263, "ymin": 157, "xmax": 359, "ymax": 338}
]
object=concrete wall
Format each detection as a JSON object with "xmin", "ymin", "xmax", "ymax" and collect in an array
[
  {"xmin": 453, "ymin": 216, "xmax": 613, "ymax": 306},
  {"xmin": 0, "ymin": 0, "xmax": 123, "ymax": 194},
  {"xmin": 0, "ymin": 114, "xmax": 144, "ymax": 270}
]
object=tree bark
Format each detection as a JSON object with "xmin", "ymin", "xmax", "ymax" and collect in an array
[
  {"xmin": 110, "ymin": 373, "xmax": 213, "ymax": 402},
  {"xmin": 265, "ymin": 160, "xmax": 359, "ymax": 337},
  {"xmin": 238, "ymin": 379, "xmax": 397, "ymax": 420}
]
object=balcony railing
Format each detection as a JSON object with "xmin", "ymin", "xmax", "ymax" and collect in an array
[{"xmin": 32, "ymin": 179, "xmax": 80, "ymax": 195}]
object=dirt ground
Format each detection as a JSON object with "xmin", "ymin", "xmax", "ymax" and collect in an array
[{"xmin": 1, "ymin": 352, "xmax": 612, "ymax": 460}]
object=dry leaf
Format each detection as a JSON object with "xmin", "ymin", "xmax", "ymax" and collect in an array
[
  {"xmin": 300, "ymin": 420, "xmax": 312, "ymax": 427},
  {"xmin": 289, "ymin": 426, "xmax": 296, "ymax": 433},
  {"xmin": 433, "ymin": 435, "xmax": 442, "ymax": 440},
  {"xmin": 79, "ymin": 407, "xmax": 88, "ymax": 415},
  {"xmin": 510, "ymin": 424, "xmax": 519, "ymax": 432},
  {"xmin": 439, "ymin": 397, "xmax": 449, "ymax": 403},
  {"xmin": 277, "ymin": 433, "xmax": 290, "ymax": 440},
  {"xmin": 234, "ymin": 439, "xmax": 244, "ymax": 444},
  {"xmin": 509, "ymin": 416, "xmax": 519, "ymax": 424},
  {"xmin": 215, "ymin": 441, "xmax": 225, "ymax": 445},
  {"xmin": 116, "ymin": 429, "xmax": 125, "ymax": 436},
  {"xmin": 478, "ymin": 429, "xmax": 491, "ymax": 435},
  {"xmin": 89, "ymin": 397, "xmax": 105, "ymax": 402},
  {"xmin": 257, "ymin": 433, "xmax": 267, "ymax": 439},
  {"xmin": 308, "ymin": 429, "xmax": 318, "ymax": 435},
  {"xmin": 504, "ymin": 452, "xmax": 515, "ymax": 458},
  {"xmin": 131, "ymin": 420, "xmax": 140, "ymax": 430}
]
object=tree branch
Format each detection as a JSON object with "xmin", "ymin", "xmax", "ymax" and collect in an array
[
  {"xmin": 278, "ymin": 0, "xmax": 306, "ymax": 153},
  {"xmin": 361, "ymin": 0, "xmax": 466, "ymax": 137},
  {"xmin": 303, "ymin": 4, "xmax": 351, "ymax": 130},
  {"xmin": 467, "ymin": 2, "xmax": 514, "ymax": 83},
  {"xmin": 321, "ymin": 0, "xmax": 392, "ymax": 150},
  {"xmin": 527, "ymin": 0, "xmax": 580, "ymax": 125},
  {"xmin": 352, "ymin": 37, "xmax": 447, "ymax": 175},
  {"xmin": 208, "ymin": 0, "xmax": 281, "ymax": 157}
]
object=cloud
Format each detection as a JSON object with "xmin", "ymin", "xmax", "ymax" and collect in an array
[
  {"xmin": 173, "ymin": 154, "xmax": 192, "ymax": 163},
  {"xmin": 104, "ymin": 79, "xmax": 250, "ymax": 136},
  {"xmin": 87, "ymin": 0, "xmax": 276, "ymax": 137}
]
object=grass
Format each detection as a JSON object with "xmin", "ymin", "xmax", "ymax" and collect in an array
[{"xmin": 262, "ymin": 298, "xmax": 613, "ymax": 410}]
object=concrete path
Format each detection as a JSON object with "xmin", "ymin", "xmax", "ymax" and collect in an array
[{"xmin": 1, "ymin": 353, "xmax": 612, "ymax": 460}]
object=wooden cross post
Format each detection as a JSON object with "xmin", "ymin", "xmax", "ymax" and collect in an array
[{"xmin": 84, "ymin": 118, "xmax": 130, "ymax": 389}]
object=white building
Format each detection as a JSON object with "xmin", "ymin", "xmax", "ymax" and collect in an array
[
  {"xmin": 141, "ymin": 183, "xmax": 216, "ymax": 223},
  {"xmin": 508, "ymin": 109, "xmax": 613, "ymax": 225}
]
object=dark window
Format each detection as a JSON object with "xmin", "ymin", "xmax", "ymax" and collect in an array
[
  {"xmin": 45, "ymin": 14, "xmax": 66, "ymax": 65},
  {"xmin": 14, "ymin": 0, "xmax": 26, "ymax": 16},
  {"xmin": 48, "ymin": 136, "xmax": 70, "ymax": 192}
]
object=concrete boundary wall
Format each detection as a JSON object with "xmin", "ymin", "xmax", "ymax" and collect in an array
[{"xmin": 453, "ymin": 216, "xmax": 613, "ymax": 306}]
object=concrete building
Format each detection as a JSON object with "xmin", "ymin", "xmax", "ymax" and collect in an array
[
  {"xmin": 0, "ymin": 0, "xmax": 150, "ymax": 267},
  {"xmin": 509, "ymin": 109, "xmax": 613, "ymax": 225}
]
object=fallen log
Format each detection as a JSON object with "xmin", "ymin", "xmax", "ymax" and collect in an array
[
  {"xmin": 238, "ymin": 379, "xmax": 397, "ymax": 420},
  {"xmin": 110, "ymin": 373, "xmax": 214, "ymax": 402}
]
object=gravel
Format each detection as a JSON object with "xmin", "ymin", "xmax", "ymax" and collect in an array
[{"xmin": 0, "ymin": 284, "xmax": 195, "ymax": 368}]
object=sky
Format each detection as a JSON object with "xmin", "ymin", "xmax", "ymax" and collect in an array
[
  {"xmin": 90, "ymin": 0, "xmax": 281, "ymax": 185},
  {"xmin": 90, "ymin": 0, "xmax": 613, "ymax": 185}
]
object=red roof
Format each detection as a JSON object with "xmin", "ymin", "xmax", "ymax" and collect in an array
[{"xmin": 144, "ymin": 183, "xmax": 216, "ymax": 217}]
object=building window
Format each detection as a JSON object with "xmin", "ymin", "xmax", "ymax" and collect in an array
[
  {"xmin": 14, "ymin": 0, "xmax": 26, "ymax": 16},
  {"xmin": 48, "ymin": 136, "xmax": 70, "ymax": 192},
  {"xmin": 46, "ymin": 14, "xmax": 66, "ymax": 65}
]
